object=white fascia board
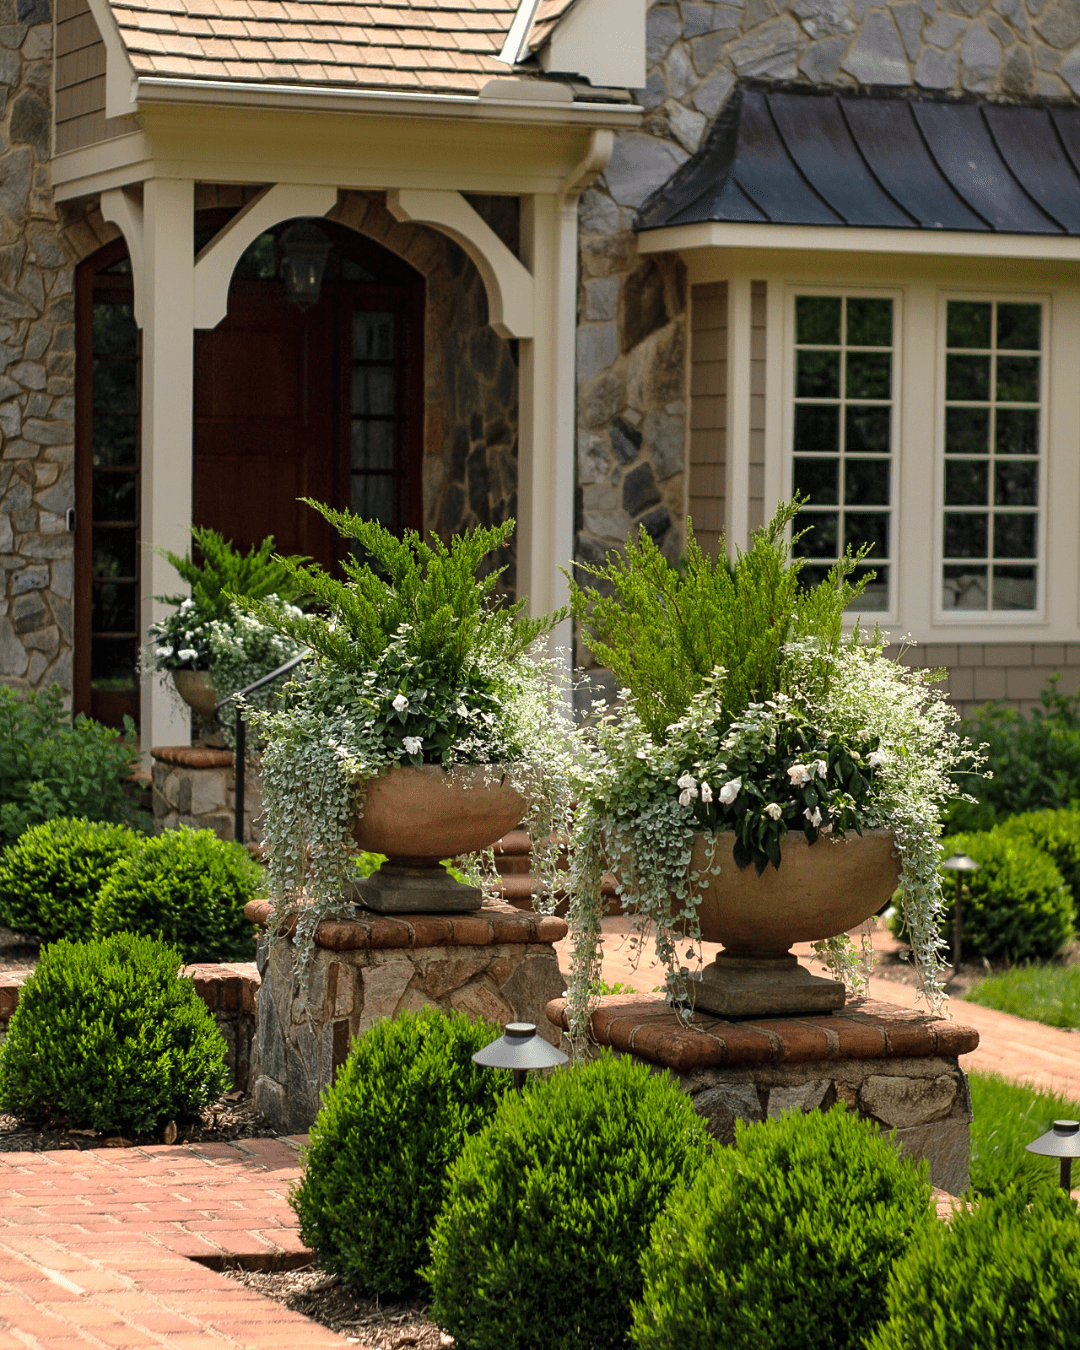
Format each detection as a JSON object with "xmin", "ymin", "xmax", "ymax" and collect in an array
[
  {"xmin": 500, "ymin": 0, "xmax": 543, "ymax": 65},
  {"xmin": 539, "ymin": 0, "xmax": 646, "ymax": 89},
  {"xmin": 637, "ymin": 220, "xmax": 1080, "ymax": 263},
  {"xmin": 131, "ymin": 76, "xmax": 641, "ymax": 127}
]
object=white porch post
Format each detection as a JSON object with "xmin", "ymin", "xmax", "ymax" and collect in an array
[
  {"xmin": 518, "ymin": 192, "xmax": 574, "ymax": 665},
  {"xmin": 140, "ymin": 179, "xmax": 195, "ymax": 750},
  {"xmin": 725, "ymin": 274, "xmax": 753, "ymax": 559}
]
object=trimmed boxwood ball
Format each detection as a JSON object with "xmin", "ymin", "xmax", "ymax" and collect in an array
[
  {"xmin": 867, "ymin": 1187, "xmax": 1080, "ymax": 1349},
  {"xmin": 631, "ymin": 1108, "xmax": 934, "ymax": 1350},
  {"xmin": 290, "ymin": 1008, "xmax": 510, "ymax": 1299},
  {"xmin": 426, "ymin": 1050, "xmax": 711, "ymax": 1350},
  {"xmin": 996, "ymin": 808, "xmax": 1080, "ymax": 904},
  {"xmin": 0, "ymin": 931, "xmax": 231, "ymax": 1136},
  {"xmin": 0, "ymin": 816, "xmax": 142, "ymax": 942},
  {"xmin": 92, "ymin": 826, "xmax": 263, "ymax": 963},
  {"xmin": 937, "ymin": 829, "xmax": 1075, "ymax": 961}
]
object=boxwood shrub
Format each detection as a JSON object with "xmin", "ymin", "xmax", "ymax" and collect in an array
[
  {"xmin": 0, "ymin": 817, "xmax": 142, "ymax": 942},
  {"xmin": 867, "ymin": 1188, "xmax": 1080, "ymax": 1349},
  {"xmin": 427, "ymin": 1051, "xmax": 710, "ymax": 1350},
  {"xmin": 92, "ymin": 826, "xmax": 263, "ymax": 963},
  {"xmin": 290, "ymin": 1008, "xmax": 509, "ymax": 1298},
  {"xmin": 632, "ymin": 1108, "xmax": 934, "ymax": 1350},
  {"xmin": 0, "ymin": 931, "xmax": 230, "ymax": 1136},
  {"xmin": 935, "ymin": 829, "xmax": 1075, "ymax": 961},
  {"xmin": 996, "ymin": 808, "xmax": 1080, "ymax": 903}
]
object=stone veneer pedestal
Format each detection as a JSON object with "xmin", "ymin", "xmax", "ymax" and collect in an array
[
  {"xmin": 246, "ymin": 899, "xmax": 567, "ymax": 1134},
  {"xmin": 547, "ymin": 993, "xmax": 980, "ymax": 1195},
  {"xmin": 150, "ymin": 746, "xmax": 264, "ymax": 844}
]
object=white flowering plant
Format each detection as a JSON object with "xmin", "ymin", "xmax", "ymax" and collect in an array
[
  {"xmin": 242, "ymin": 504, "xmax": 576, "ymax": 989},
  {"xmin": 565, "ymin": 500, "xmax": 977, "ymax": 1042}
]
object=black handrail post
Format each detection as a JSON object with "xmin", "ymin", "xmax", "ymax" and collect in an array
[{"xmin": 234, "ymin": 710, "xmax": 246, "ymax": 844}]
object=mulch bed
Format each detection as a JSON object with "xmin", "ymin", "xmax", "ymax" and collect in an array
[
  {"xmin": 0, "ymin": 1090, "xmax": 282, "ymax": 1152},
  {"xmin": 221, "ymin": 1265, "xmax": 450, "ymax": 1350}
]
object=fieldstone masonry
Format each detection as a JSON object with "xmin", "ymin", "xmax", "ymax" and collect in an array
[
  {"xmin": 150, "ymin": 745, "xmax": 265, "ymax": 844},
  {"xmin": 247, "ymin": 898, "xmax": 568, "ymax": 1133}
]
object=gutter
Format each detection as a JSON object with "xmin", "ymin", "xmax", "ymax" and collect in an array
[{"xmin": 131, "ymin": 76, "xmax": 642, "ymax": 126}]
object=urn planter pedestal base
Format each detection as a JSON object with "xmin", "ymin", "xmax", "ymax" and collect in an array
[
  {"xmin": 346, "ymin": 866, "xmax": 482, "ymax": 914},
  {"xmin": 692, "ymin": 951, "xmax": 846, "ymax": 1018}
]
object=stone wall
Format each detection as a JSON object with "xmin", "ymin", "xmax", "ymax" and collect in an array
[
  {"xmin": 0, "ymin": 0, "xmax": 77, "ymax": 696},
  {"xmin": 150, "ymin": 746, "xmax": 265, "ymax": 845}
]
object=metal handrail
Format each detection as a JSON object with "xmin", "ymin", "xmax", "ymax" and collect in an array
[{"xmin": 214, "ymin": 651, "xmax": 308, "ymax": 844}]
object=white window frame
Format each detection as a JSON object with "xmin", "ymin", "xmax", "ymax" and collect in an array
[
  {"xmin": 932, "ymin": 290, "xmax": 1050, "ymax": 628},
  {"xmin": 782, "ymin": 284, "xmax": 903, "ymax": 625}
]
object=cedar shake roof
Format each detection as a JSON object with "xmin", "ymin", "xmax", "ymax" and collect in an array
[
  {"xmin": 526, "ymin": 0, "xmax": 574, "ymax": 50},
  {"xmin": 110, "ymin": 0, "xmax": 529, "ymax": 95}
]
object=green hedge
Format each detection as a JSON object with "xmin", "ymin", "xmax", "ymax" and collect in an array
[
  {"xmin": 291, "ymin": 1009, "xmax": 509, "ymax": 1298},
  {"xmin": 632, "ymin": 1108, "xmax": 933, "ymax": 1350},
  {"xmin": 0, "ymin": 817, "xmax": 142, "ymax": 942},
  {"xmin": 996, "ymin": 808, "xmax": 1080, "ymax": 903},
  {"xmin": 0, "ymin": 931, "xmax": 230, "ymax": 1136}
]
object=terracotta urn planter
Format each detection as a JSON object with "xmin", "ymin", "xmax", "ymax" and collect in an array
[
  {"xmin": 348, "ymin": 764, "xmax": 527, "ymax": 915},
  {"xmin": 685, "ymin": 828, "xmax": 901, "ymax": 1018},
  {"xmin": 172, "ymin": 670, "xmax": 218, "ymax": 720}
]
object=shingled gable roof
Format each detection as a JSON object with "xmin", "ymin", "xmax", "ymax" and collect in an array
[
  {"xmin": 525, "ymin": 0, "xmax": 575, "ymax": 50},
  {"xmin": 108, "ymin": 0, "xmax": 533, "ymax": 96}
]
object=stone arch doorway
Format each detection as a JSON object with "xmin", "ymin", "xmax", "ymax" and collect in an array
[{"xmin": 73, "ymin": 217, "xmax": 425, "ymax": 729}]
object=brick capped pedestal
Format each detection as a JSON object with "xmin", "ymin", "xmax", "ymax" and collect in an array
[
  {"xmin": 546, "ymin": 993, "xmax": 980, "ymax": 1195},
  {"xmin": 246, "ymin": 899, "xmax": 568, "ymax": 1134}
]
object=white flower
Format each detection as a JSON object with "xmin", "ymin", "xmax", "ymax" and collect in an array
[
  {"xmin": 787, "ymin": 763, "xmax": 811, "ymax": 785},
  {"xmin": 179, "ymin": 598, "xmax": 194, "ymax": 615},
  {"xmin": 700, "ymin": 781, "xmax": 713, "ymax": 804},
  {"xmin": 868, "ymin": 748, "xmax": 889, "ymax": 769},
  {"xmin": 677, "ymin": 772, "xmax": 697, "ymax": 790},
  {"xmin": 392, "ymin": 694, "xmax": 409, "ymax": 712},
  {"xmin": 678, "ymin": 789, "xmax": 694, "ymax": 807},
  {"xmin": 177, "ymin": 648, "xmax": 198, "ymax": 662},
  {"xmin": 812, "ymin": 759, "xmax": 828, "ymax": 779},
  {"xmin": 403, "ymin": 736, "xmax": 422, "ymax": 756},
  {"xmin": 764, "ymin": 802, "xmax": 783, "ymax": 821},
  {"xmin": 456, "ymin": 703, "xmax": 469, "ymax": 717},
  {"xmin": 820, "ymin": 822, "xmax": 833, "ymax": 834},
  {"xmin": 154, "ymin": 645, "xmax": 174, "ymax": 658},
  {"xmin": 718, "ymin": 777, "xmax": 742, "ymax": 806},
  {"xmin": 804, "ymin": 806, "xmax": 823, "ymax": 828}
]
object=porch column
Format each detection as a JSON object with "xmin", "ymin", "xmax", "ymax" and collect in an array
[
  {"xmin": 140, "ymin": 179, "xmax": 195, "ymax": 751},
  {"xmin": 518, "ymin": 193, "xmax": 574, "ymax": 664},
  {"xmin": 724, "ymin": 274, "xmax": 753, "ymax": 559}
]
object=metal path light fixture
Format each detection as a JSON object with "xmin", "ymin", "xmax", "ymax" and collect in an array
[
  {"xmin": 1026, "ymin": 1119, "xmax": 1080, "ymax": 1192},
  {"xmin": 279, "ymin": 221, "xmax": 332, "ymax": 310},
  {"xmin": 940, "ymin": 853, "xmax": 980, "ymax": 974},
  {"xmin": 473, "ymin": 1022, "xmax": 568, "ymax": 1092}
]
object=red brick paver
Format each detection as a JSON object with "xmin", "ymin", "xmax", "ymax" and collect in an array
[{"xmin": 0, "ymin": 1139, "xmax": 357, "ymax": 1350}]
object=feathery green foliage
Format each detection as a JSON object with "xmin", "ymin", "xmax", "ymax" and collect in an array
[
  {"xmin": 241, "ymin": 506, "xmax": 559, "ymax": 678},
  {"xmin": 0, "ymin": 932, "xmax": 230, "ymax": 1135},
  {"xmin": 867, "ymin": 1188, "xmax": 1080, "ymax": 1350},
  {"xmin": 569, "ymin": 500, "xmax": 869, "ymax": 739},
  {"xmin": 158, "ymin": 525, "xmax": 309, "ymax": 620}
]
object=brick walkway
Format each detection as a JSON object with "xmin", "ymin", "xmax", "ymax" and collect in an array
[{"xmin": 0, "ymin": 1139, "xmax": 355, "ymax": 1350}]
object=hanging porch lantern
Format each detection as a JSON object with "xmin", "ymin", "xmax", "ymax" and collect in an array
[{"xmin": 279, "ymin": 222, "xmax": 332, "ymax": 310}]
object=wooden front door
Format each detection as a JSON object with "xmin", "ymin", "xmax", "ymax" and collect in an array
[{"xmin": 74, "ymin": 219, "xmax": 425, "ymax": 730}]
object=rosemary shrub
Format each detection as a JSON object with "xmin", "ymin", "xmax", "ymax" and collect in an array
[
  {"xmin": 245, "ymin": 506, "xmax": 575, "ymax": 989},
  {"xmin": 567, "ymin": 503, "xmax": 974, "ymax": 1042}
]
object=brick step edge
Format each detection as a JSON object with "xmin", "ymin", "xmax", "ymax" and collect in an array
[{"xmin": 0, "ymin": 962, "xmax": 260, "ymax": 1023}]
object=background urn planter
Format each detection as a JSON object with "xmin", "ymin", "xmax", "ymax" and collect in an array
[
  {"xmin": 172, "ymin": 670, "xmax": 218, "ymax": 720},
  {"xmin": 685, "ymin": 828, "xmax": 901, "ymax": 1018},
  {"xmin": 348, "ymin": 764, "xmax": 527, "ymax": 914}
]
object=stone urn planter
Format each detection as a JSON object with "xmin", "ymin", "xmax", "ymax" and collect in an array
[
  {"xmin": 686, "ymin": 828, "xmax": 901, "ymax": 1018},
  {"xmin": 348, "ymin": 764, "xmax": 527, "ymax": 915},
  {"xmin": 172, "ymin": 670, "xmax": 218, "ymax": 720}
]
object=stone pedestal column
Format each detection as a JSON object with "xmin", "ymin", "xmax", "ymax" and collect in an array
[
  {"xmin": 246, "ymin": 900, "xmax": 568, "ymax": 1133},
  {"xmin": 150, "ymin": 745, "xmax": 263, "ymax": 843},
  {"xmin": 547, "ymin": 992, "xmax": 980, "ymax": 1195}
]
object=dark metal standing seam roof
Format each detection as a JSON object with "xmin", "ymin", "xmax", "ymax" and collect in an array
[{"xmin": 636, "ymin": 85, "xmax": 1080, "ymax": 236}]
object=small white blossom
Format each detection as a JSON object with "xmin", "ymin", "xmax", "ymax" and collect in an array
[
  {"xmin": 392, "ymin": 694, "xmax": 409, "ymax": 712},
  {"xmin": 177, "ymin": 648, "xmax": 198, "ymax": 663},
  {"xmin": 804, "ymin": 806, "xmax": 823, "ymax": 828},
  {"xmin": 677, "ymin": 772, "xmax": 697, "ymax": 790},
  {"xmin": 764, "ymin": 802, "xmax": 783, "ymax": 821},
  {"xmin": 868, "ymin": 748, "xmax": 889, "ymax": 769},
  {"xmin": 812, "ymin": 759, "xmax": 828, "ymax": 779},
  {"xmin": 403, "ymin": 736, "xmax": 422, "ymax": 756},
  {"xmin": 700, "ymin": 781, "xmax": 713, "ymax": 804},
  {"xmin": 787, "ymin": 763, "xmax": 811, "ymax": 786},
  {"xmin": 456, "ymin": 703, "xmax": 469, "ymax": 717},
  {"xmin": 154, "ymin": 645, "xmax": 174, "ymax": 658},
  {"xmin": 678, "ymin": 789, "xmax": 694, "ymax": 807},
  {"xmin": 179, "ymin": 598, "xmax": 194, "ymax": 615},
  {"xmin": 820, "ymin": 822, "xmax": 833, "ymax": 834},
  {"xmin": 718, "ymin": 777, "xmax": 742, "ymax": 806}
]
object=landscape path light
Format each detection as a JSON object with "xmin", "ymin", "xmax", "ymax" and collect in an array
[
  {"xmin": 1026, "ymin": 1119, "xmax": 1080, "ymax": 1193},
  {"xmin": 940, "ymin": 852, "xmax": 979, "ymax": 975},
  {"xmin": 473, "ymin": 1022, "xmax": 568, "ymax": 1092}
]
